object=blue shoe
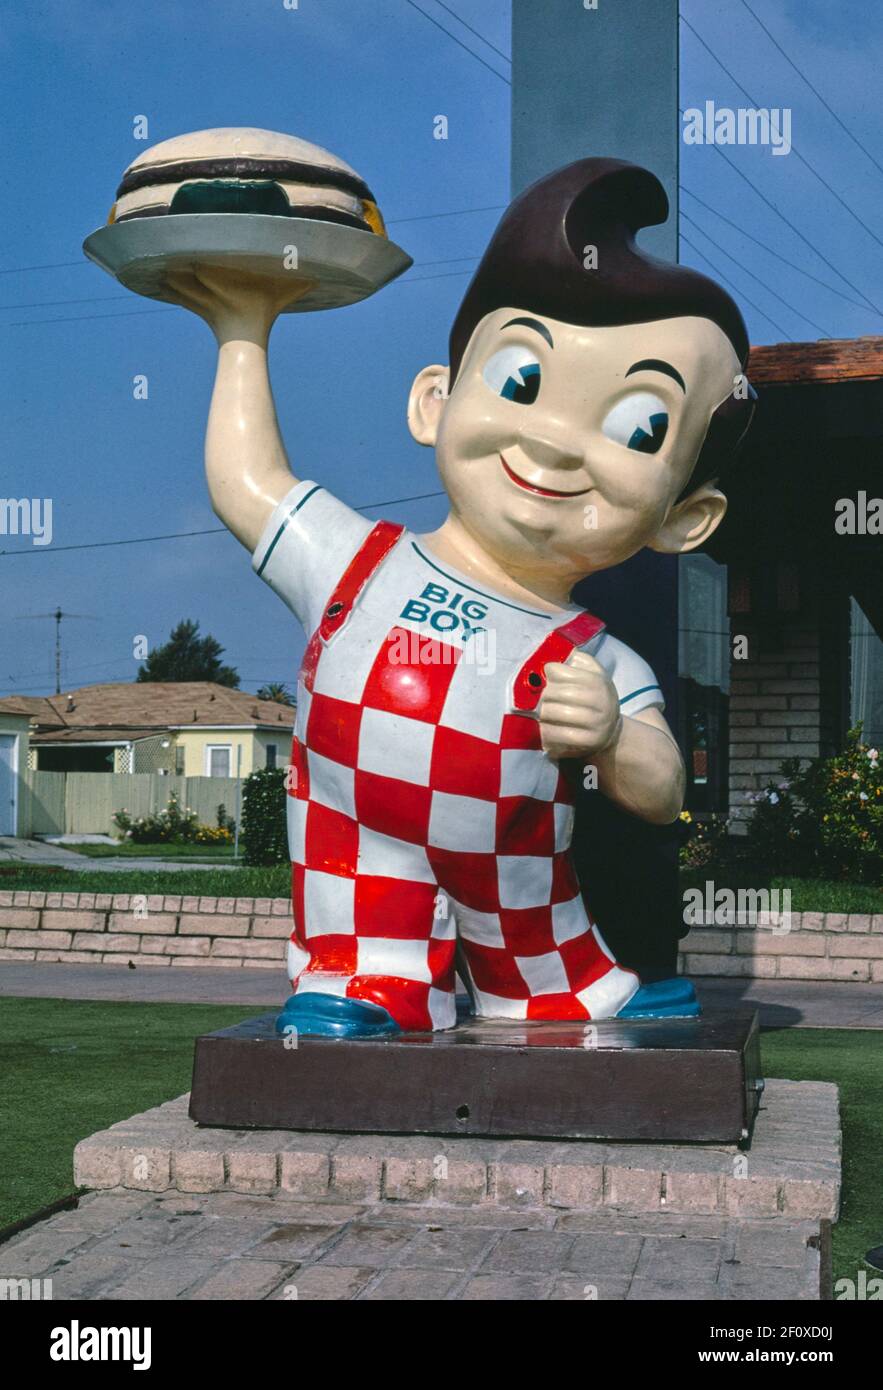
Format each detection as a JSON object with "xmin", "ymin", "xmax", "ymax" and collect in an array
[
  {"xmin": 617, "ymin": 978, "xmax": 701, "ymax": 1019},
  {"xmin": 275, "ymin": 992, "xmax": 400, "ymax": 1039}
]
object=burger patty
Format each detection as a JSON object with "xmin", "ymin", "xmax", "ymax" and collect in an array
[
  {"xmin": 111, "ymin": 178, "xmax": 380, "ymax": 234},
  {"xmin": 116, "ymin": 155, "xmax": 375, "ymax": 204}
]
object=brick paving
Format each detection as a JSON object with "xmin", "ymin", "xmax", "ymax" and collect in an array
[
  {"xmin": 71, "ymin": 1079, "xmax": 841, "ymax": 1223},
  {"xmin": 0, "ymin": 1189, "xmax": 824, "ymax": 1301}
]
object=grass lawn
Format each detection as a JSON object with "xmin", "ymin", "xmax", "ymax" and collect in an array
[
  {"xmin": 0, "ymin": 864, "xmax": 291, "ymax": 897},
  {"xmin": 679, "ymin": 870, "xmax": 881, "ymax": 915},
  {"xmin": 69, "ymin": 843, "xmax": 237, "ymax": 861},
  {"xmin": 1, "ymin": 860, "xmax": 879, "ymax": 912},
  {"xmin": 0, "ymin": 999, "xmax": 880, "ymax": 1288},
  {"xmin": 0, "ymin": 998, "xmax": 258, "ymax": 1231},
  {"xmin": 760, "ymin": 1028, "xmax": 883, "ymax": 1286}
]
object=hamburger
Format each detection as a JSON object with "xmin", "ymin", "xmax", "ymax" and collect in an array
[{"xmin": 108, "ymin": 127, "xmax": 388, "ymax": 239}]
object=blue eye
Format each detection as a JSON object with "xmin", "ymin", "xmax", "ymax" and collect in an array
[
  {"xmin": 601, "ymin": 392, "xmax": 669, "ymax": 454},
  {"xmin": 482, "ymin": 345, "xmax": 541, "ymax": 405}
]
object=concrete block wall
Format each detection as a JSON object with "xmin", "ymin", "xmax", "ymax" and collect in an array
[
  {"xmin": 1, "ymin": 891, "xmax": 880, "ymax": 983},
  {"xmin": 678, "ymin": 911, "xmax": 883, "ymax": 983},
  {"xmin": 0, "ymin": 891, "xmax": 291, "ymax": 968}
]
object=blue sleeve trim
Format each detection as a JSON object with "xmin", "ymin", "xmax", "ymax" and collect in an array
[
  {"xmin": 255, "ymin": 485, "xmax": 321, "ymax": 578},
  {"xmin": 619, "ymin": 683, "xmax": 663, "ymax": 707}
]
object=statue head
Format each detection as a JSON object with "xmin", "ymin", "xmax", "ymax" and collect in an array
[{"xmin": 408, "ymin": 158, "xmax": 755, "ymax": 585}]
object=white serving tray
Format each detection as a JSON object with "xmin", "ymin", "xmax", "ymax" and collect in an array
[{"xmin": 82, "ymin": 213, "xmax": 413, "ymax": 312}]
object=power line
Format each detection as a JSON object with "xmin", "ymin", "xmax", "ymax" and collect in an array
[
  {"xmin": 0, "ymin": 489, "xmax": 446, "ymax": 559},
  {"xmin": 430, "ymin": 0, "xmax": 510, "ymax": 64},
  {"xmin": 679, "ymin": 109, "xmax": 883, "ymax": 316},
  {"xmin": 0, "ymin": 293, "xmax": 131, "ymax": 312},
  {"xmin": 399, "ymin": 268, "xmax": 473, "ymax": 285},
  {"xmin": 680, "ymin": 210, "xmax": 833, "ymax": 337},
  {"xmin": 680, "ymin": 186, "xmax": 875, "ymax": 315},
  {"xmin": 386, "ymin": 204, "xmax": 505, "ymax": 225},
  {"xmin": 0, "ymin": 209, "xmax": 500, "ymax": 279},
  {"xmin": 737, "ymin": 0, "xmax": 883, "ymax": 181},
  {"xmin": 11, "ymin": 306, "xmax": 173, "ymax": 328},
  {"xmin": 680, "ymin": 14, "xmax": 883, "ymax": 255},
  {"xmin": 0, "ymin": 260, "xmax": 86, "ymax": 276},
  {"xmin": 679, "ymin": 232, "xmax": 792, "ymax": 341},
  {"xmin": 8, "ymin": 264, "xmax": 476, "ymax": 326},
  {"xmin": 0, "ymin": 257, "xmax": 479, "ymax": 315},
  {"xmin": 402, "ymin": 0, "xmax": 510, "ymax": 85}
]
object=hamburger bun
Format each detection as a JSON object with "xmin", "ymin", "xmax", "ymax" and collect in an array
[{"xmin": 109, "ymin": 127, "xmax": 387, "ymax": 238}]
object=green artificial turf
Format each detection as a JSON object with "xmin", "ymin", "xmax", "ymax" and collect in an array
[
  {"xmin": 761, "ymin": 1028, "xmax": 883, "ymax": 1286},
  {"xmin": 0, "ymin": 998, "xmax": 258, "ymax": 1230},
  {"xmin": 1, "ymin": 1001, "xmax": 880, "ymax": 1291}
]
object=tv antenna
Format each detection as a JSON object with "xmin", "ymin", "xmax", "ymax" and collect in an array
[{"xmin": 14, "ymin": 608, "xmax": 100, "ymax": 695}]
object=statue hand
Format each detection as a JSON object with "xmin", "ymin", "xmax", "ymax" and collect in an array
[
  {"xmin": 164, "ymin": 264, "xmax": 316, "ymax": 342},
  {"xmin": 538, "ymin": 649, "xmax": 623, "ymax": 761}
]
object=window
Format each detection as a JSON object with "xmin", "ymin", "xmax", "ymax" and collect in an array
[
  {"xmin": 175, "ymin": 745, "xmax": 186, "ymax": 776},
  {"xmin": 205, "ymin": 744, "xmax": 232, "ymax": 778},
  {"xmin": 851, "ymin": 599, "xmax": 883, "ymax": 747},
  {"xmin": 678, "ymin": 553, "xmax": 730, "ymax": 812},
  {"xmin": 266, "ymin": 744, "xmax": 278, "ymax": 770}
]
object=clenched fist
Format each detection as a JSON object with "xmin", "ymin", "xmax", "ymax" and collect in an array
[{"xmin": 538, "ymin": 649, "xmax": 623, "ymax": 761}]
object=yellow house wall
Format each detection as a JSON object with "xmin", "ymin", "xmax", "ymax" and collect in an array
[{"xmin": 174, "ymin": 726, "xmax": 291, "ymax": 779}]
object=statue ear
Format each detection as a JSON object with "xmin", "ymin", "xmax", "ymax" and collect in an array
[
  {"xmin": 648, "ymin": 482, "xmax": 727, "ymax": 555},
  {"xmin": 407, "ymin": 365, "xmax": 450, "ymax": 446}
]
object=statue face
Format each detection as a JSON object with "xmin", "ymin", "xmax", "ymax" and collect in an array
[{"xmin": 424, "ymin": 308, "xmax": 742, "ymax": 580}]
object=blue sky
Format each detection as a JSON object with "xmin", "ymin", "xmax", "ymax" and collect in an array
[{"xmin": 1, "ymin": 0, "xmax": 880, "ymax": 697}]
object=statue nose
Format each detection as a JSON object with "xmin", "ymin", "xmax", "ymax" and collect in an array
[{"xmin": 517, "ymin": 433, "xmax": 584, "ymax": 471}]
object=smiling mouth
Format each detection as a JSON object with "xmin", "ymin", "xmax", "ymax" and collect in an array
[{"xmin": 500, "ymin": 454, "xmax": 590, "ymax": 498}]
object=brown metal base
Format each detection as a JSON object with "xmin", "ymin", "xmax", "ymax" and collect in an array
[{"xmin": 190, "ymin": 1005, "xmax": 762, "ymax": 1145}]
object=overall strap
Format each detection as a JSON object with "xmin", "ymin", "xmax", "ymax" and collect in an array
[
  {"xmin": 302, "ymin": 520, "xmax": 404, "ymax": 691},
  {"xmin": 512, "ymin": 610, "xmax": 605, "ymax": 714}
]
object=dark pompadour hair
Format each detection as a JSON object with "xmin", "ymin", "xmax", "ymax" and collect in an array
[{"xmin": 449, "ymin": 157, "xmax": 756, "ymax": 492}]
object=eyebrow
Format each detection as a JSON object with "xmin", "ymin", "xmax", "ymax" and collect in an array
[
  {"xmin": 625, "ymin": 358, "xmax": 686, "ymax": 393},
  {"xmin": 501, "ymin": 316, "xmax": 554, "ymax": 348}
]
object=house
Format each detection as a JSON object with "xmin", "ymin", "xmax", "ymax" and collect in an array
[
  {"xmin": 0, "ymin": 682, "xmax": 294, "ymax": 779},
  {"xmin": 0, "ymin": 702, "xmax": 32, "ymax": 835},
  {"xmin": 677, "ymin": 336, "xmax": 883, "ymax": 825}
]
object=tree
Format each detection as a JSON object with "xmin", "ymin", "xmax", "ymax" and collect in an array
[
  {"xmin": 137, "ymin": 619, "xmax": 240, "ymax": 687},
  {"xmin": 256, "ymin": 682, "xmax": 295, "ymax": 706}
]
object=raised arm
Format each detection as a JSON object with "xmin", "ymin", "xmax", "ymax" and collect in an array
[{"xmin": 165, "ymin": 267, "xmax": 314, "ymax": 551}]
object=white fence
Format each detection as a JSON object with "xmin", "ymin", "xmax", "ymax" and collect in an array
[{"xmin": 20, "ymin": 772, "xmax": 242, "ymax": 838}]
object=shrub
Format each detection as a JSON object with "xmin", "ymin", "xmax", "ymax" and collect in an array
[
  {"xmin": 194, "ymin": 824, "xmax": 234, "ymax": 845},
  {"xmin": 240, "ymin": 766, "xmax": 288, "ymax": 866},
  {"xmin": 113, "ymin": 792, "xmax": 198, "ymax": 844},
  {"xmin": 678, "ymin": 811, "xmax": 730, "ymax": 869},
  {"xmin": 113, "ymin": 793, "xmax": 236, "ymax": 847},
  {"xmin": 744, "ymin": 725, "xmax": 882, "ymax": 882}
]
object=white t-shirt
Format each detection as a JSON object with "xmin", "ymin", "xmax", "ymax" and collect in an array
[{"xmin": 253, "ymin": 480, "xmax": 664, "ymax": 725}]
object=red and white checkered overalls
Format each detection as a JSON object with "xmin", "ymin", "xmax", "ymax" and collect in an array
[{"xmin": 284, "ymin": 517, "xmax": 639, "ymax": 1030}]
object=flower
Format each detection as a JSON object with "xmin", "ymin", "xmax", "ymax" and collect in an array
[{"xmin": 768, "ymin": 791, "xmax": 779, "ymax": 805}]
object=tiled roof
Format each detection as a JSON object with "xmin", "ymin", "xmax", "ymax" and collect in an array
[
  {"xmin": 0, "ymin": 699, "xmax": 37, "ymax": 718},
  {"xmin": 748, "ymin": 336, "xmax": 883, "ymax": 386},
  {"xmin": 0, "ymin": 682, "xmax": 294, "ymax": 740}
]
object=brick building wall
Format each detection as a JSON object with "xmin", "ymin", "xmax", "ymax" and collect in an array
[
  {"xmin": 728, "ymin": 592, "xmax": 849, "ymax": 833},
  {"xmin": 728, "ymin": 622, "xmax": 823, "ymax": 832}
]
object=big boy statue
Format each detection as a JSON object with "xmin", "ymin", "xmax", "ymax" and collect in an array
[{"xmin": 141, "ymin": 145, "xmax": 755, "ymax": 1036}]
